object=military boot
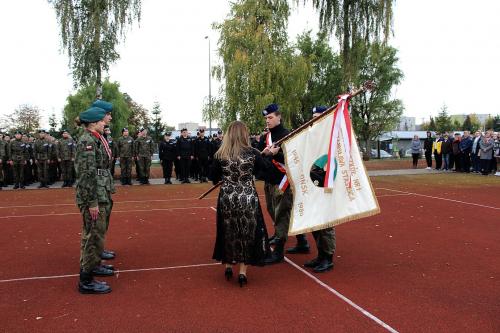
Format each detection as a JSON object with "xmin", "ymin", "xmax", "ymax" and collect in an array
[
  {"xmin": 286, "ymin": 234, "xmax": 310, "ymax": 254},
  {"xmin": 264, "ymin": 239, "xmax": 285, "ymax": 264},
  {"xmin": 313, "ymin": 255, "xmax": 334, "ymax": 273},
  {"xmin": 92, "ymin": 265, "xmax": 114, "ymax": 277},
  {"xmin": 13, "ymin": 183, "xmax": 19, "ymax": 189},
  {"xmin": 304, "ymin": 256, "xmax": 322, "ymax": 268},
  {"xmin": 78, "ymin": 271, "xmax": 111, "ymax": 294},
  {"xmin": 100, "ymin": 250, "xmax": 115, "ymax": 260}
]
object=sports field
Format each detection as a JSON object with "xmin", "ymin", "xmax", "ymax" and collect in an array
[{"xmin": 0, "ymin": 173, "xmax": 498, "ymax": 332}]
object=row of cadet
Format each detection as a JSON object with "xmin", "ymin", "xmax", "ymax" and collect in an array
[
  {"xmin": 409, "ymin": 130, "xmax": 500, "ymax": 176},
  {"xmin": 0, "ymin": 126, "xmax": 226, "ymax": 189}
]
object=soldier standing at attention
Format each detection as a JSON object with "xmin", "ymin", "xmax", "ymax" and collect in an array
[
  {"xmin": 47, "ymin": 135, "xmax": 59, "ymax": 185},
  {"xmin": 8, "ymin": 130, "xmax": 28, "ymax": 189},
  {"xmin": 34, "ymin": 130, "xmax": 51, "ymax": 188},
  {"xmin": 117, "ymin": 128, "xmax": 134, "ymax": 185},
  {"xmin": 257, "ymin": 104, "xmax": 308, "ymax": 264},
  {"xmin": 103, "ymin": 126, "xmax": 117, "ymax": 178},
  {"xmin": 195, "ymin": 128, "xmax": 211, "ymax": 182},
  {"xmin": 74, "ymin": 107, "xmax": 114, "ymax": 294},
  {"xmin": 0, "ymin": 132, "xmax": 6, "ymax": 189},
  {"xmin": 134, "ymin": 128, "xmax": 154, "ymax": 185},
  {"xmin": 176, "ymin": 128, "xmax": 194, "ymax": 184},
  {"xmin": 21, "ymin": 134, "xmax": 33, "ymax": 186},
  {"xmin": 159, "ymin": 131, "xmax": 176, "ymax": 184},
  {"xmin": 57, "ymin": 129, "xmax": 76, "ymax": 188}
]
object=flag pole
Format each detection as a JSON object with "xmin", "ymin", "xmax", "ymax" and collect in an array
[{"xmin": 197, "ymin": 81, "xmax": 374, "ymax": 200}]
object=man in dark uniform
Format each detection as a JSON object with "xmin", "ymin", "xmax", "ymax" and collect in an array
[
  {"xmin": 34, "ymin": 129, "xmax": 51, "ymax": 188},
  {"xmin": 176, "ymin": 128, "xmax": 194, "ymax": 183},
  {"xmin": 195, "ymin": 128, "xmax": 211, "ymax": 182},
  {"xmin": 57, "ymin": 129, "xmax": 76, "ymax": 187},
  {"xmin": 303, "ymin": 106, "xmax": 336, "ymax": 273},
  {"xmin": 257, "ymin": 104, "xmax": 309, "ymax": 264},
  {"xmin": 159, "ymin": 131, "xmax": 176, "ymax": 184},
  {"xmin": 117, "ymin": 128, "xmax": 134, "ymax": 185},
  {"xmin": 211, "ymin": 130, "xmax": 223, "ymax": 156},
  {"xmin": 8, "ymin": 130, "xmax": 29, "ymax": 189}
]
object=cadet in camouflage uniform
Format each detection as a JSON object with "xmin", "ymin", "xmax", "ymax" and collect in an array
[
  {"xmin": 8, "ymin": 131, "xmax": 29, "ymax": 189},
  {"xmin": 57, "ymin": 129, "xmax": 76, "ymax": 187},
  {"xmin": 134, "ymin": 128, "xmax": 155, "ymax": 185},
  {"xmin": 103, "ymin": 125, "xmax": 117, "ymax": 178},
  {"xmin": 75, "ymin": 106, "xmax": 114, "ymax": 294},
  {"xmin": 34, "ymin": 130, "xmax": 51, "ymax": 188},
  {"xmin": 117, "ymin": 128, "xmax": 134, "ymax": 185},
  {"xmin": 0, "ymin": 133, "xmax": 6, "ymax": 188},
  {"xmin": 47, "ymin": 135, "xmax": 59, "ymax": 185}
]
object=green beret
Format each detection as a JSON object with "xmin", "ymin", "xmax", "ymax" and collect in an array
[
  {"xmin": 92, "ymin": 100, "xmax": 113, "ymax": 112},
  {"xmin": 79, "ymin": 107, "xmax": 107, "ymax": 123}
]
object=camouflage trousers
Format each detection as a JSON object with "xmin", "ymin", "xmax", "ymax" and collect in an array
[
  {"xmin": 120, "ymin": 157, "xmax": 133, "ymax": 179},
  {"xmin": 13, "ymin": 161, "xmax": 25, "ymax": 184},
  {"xmin": 264, "ymin": 183, "xmax": 293, "ymax": 243},
  {"xmin": 137, "ymin": 157, "xmax": 151, "ymax": 179},
  {"xmin": 60, "ymin": 160, "xmax": 74, "ymax": 182},
  {"xmin": 79, "ymin": 201, "xmax": 112, "ymax": 273},
  {"xmin": 312, "ymin": 227, "xmax": 336, "ymax": 257},
  {"xmin": 37, "ymin": 160, "xmax": 49, "ymax": 183}
]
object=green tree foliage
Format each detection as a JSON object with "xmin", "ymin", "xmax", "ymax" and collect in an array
[
  {"xmin": 212, "ymin": 0, "xmax": 310, "ymax": 133},
  {"xmin": 48, "ymin": 113, "xmax": 59, "ymax": 136},
  {"xmin": 150, "ymin": 101, "xmax": 165, "ymax": 143},
  {"xmin": 452, "ymin": 119, "xmax": 462, "ymax": 131},
  {"xmin": 493, "ymin": 115, "xmax": 500, "ymax": 132},
  {"xmin": 429, "ymin": 117, "xmax": 436, "ymax": 131},
  {"xmin": 63, "ymin": 79, "xmax": 131, "ymax": 138},
  {"xmin": 349, "ymin": 42, "xmax": 404, "ymax": 159},
  {"xmin": 295, "ymin": 31, "xmax": 343, "ymax": 125},
  {"xmin": 484, "ymin": 115, "xmax": 498, "ymax": 131},
  {"xmin": 123, "ymin": 93, "xmax": 150, "ymax": 134},
  {"xmin": 1, "ymin": 105, "xmax": 42, "ymax": 134},
  {"xmin": 434, "ymin": 104, "xmax": 452, "ymax": 133},
  {"xmin": 461, "ymin": 114, "xmax": 481, "ymax": 132},
  {"xmin": 308, "ymin": 0, "xmax": 395, "ymax": 85},
  {"xmin": 49, "ymin": 0, "xmax": 141, "ymax": 90}
]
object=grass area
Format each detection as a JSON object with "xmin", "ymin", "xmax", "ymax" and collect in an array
[{"xmin": 372, "ymin": 172, "xmax": 500, "ymax": 189}]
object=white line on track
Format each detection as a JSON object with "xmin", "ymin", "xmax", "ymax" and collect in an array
[
  {"xmin": 0, "ymin": 263, "xmax": 219, "ymax": 284},
  {"xmin": 375, "ymin": 193, "xmax": 412, "ymax": 198},
  {"xmin": 0, "ymin": 196, "xmax": 220, "ymax": 210},
  {"xmin": 284, "ymin": 257, "xmax": 399, "ymax": 333},
  {"xmin": 210, "ymin": 207, "xmax": 216, "ymax": 212},
  {"xmin": 0, "ymin": 206, "xmax": 214, "ymax": 219},
  {"xmin": 376, "ymin": 188, "xmax": 500, "ymax": 210}
]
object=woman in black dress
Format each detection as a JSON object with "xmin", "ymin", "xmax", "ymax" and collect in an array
[{"xmin": 211, "ymin": 121, "xmax": 270, "ymax": 287}]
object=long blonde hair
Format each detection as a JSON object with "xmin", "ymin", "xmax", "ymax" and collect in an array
[{"xmin": 214, "ymin": 121, "xmax": 250, "ymax": 160}]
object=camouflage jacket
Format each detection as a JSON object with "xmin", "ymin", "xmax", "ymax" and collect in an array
[
  {"xmin": 57, "ymin": 138, "xmax": 76, "ymax": 161},
  {"xmin": 34, "ymin": 139, "xmax": 51, "ymax": 160},
  {"xmin": 8, "ymin": 139, "xmax": 29, "ymax": 162},
  {"xmin": 75, "ymin": 130, "xmax": 115, "ymax": 208},
  {"xmin": 117, "ymin": 136, "xmax": 135, "ymax": 158},
  {"xmin": 134, "ymin": 136, "xmax": 155, "ymax": 158}
]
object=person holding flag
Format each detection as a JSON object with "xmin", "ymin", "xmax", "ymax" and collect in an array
[{"xmin": 258, "ymin": 103, "xmax": 308, "ymax": 264}]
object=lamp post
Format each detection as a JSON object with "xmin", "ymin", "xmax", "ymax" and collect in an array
[{"xmin": 205, "ymin": 36, "xmax": 212, "ymax": 136}]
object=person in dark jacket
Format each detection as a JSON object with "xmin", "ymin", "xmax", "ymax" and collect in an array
[
  {"xmin": 423, "ymin": 131, "xmax": 434, "ymax": 169},
  {"xmin": 159, "ymin": 132, "xmax": 177, "ymax": 184},
  {"xmin": 471, "ymin": 130, "xmax": 482, "ymax": 173},
  {"xmin": 459, "ymin": 131, "xmax": 473, "ymax": 173},
  {"xmin": 451, "ymin": 133, "xmax": 462, "ymax": 172},
  {"xmin": 441, "ymin": 133, "xmax": 452, "ymax": 171},
  {"xmin": 176, "ymin": 128, "xmax": 194, "ymax": 183},
  {"xmin": 194, "ymin": 129, "xmax": 211, "ymax": 182}
]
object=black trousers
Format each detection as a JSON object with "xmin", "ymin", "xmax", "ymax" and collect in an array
[
  {"xmin": 480, "ymin": 159, "xmax": 492, "ymax": 175},
  {"xmin": 425, "ymin": 151, "xmax": 432, "ymax": 168},
  {"xmin": 412, "ymin": 153, "xmax": 419, "ymax": 167},
  {"xmin": 461, "ymin": 152, "xmax": 471, "ymax": 172},
  {"xmin": 453, "ymin": 153, "xmax": 462, "ymax": 171},
  {"xmin": 198, "ymin": 157, "xmax": 209, "ymax": 180},
  {"xmin": 161, "ymin": 159, "xmax": 173, "ymax": 179},
  {"xmin": 434, "ymin": 153, "xmax": 442, "ymax": 169},
  {"xmin": 179, "ymin": 157, "xmax": 191, "ymax": 181}
]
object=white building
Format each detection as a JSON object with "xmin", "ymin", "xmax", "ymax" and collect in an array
[{"xmin": 177, "ymin": 122, "xmax": 199, "ymax": 132}]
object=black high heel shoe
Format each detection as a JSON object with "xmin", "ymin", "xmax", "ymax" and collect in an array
[
  {"xmin": 224, "ymin": 267, "xmax": 233, "ymax": 281},
  {"xmin": 238, "ymin": 274, "xmax": 247, "ymax": 287}
]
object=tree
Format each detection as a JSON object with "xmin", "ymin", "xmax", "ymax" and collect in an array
[
  {"xmin": 63, "ymin": 79, "xmax": 131, "ymax": 137},
  {"xmin": 452, "ymin": 119, "xmax": 462, "ymax": 131},
  {"xmin": 461, "ymin": 114, "xmax": 481, "ymax": 132},
  {"xmin": 48, "ymin": 113, "xmax": 59, "ymax": 136},
  {"xmin": 429, "ymin": 117, "xmax": 436, "ymax": 131},
  {"xmin": 295, "ymin": 31, "xmax": 343, "ymax": 126},
  {"xmin": 1, "ymin": 105, "xmax": 42, "ymax": 134},
  {"xmin": 211, "ymin": 0, "xmax": 310, "ymax": 133},
  {"xmin": 493, "ymin": 115, "xmax": 500, "ymax": 132},
  {"xmin": 49, "ymin": 0, "xmax": 142, "ymax": 93},
  {"xmin": 349, "ymin": 42, "xmax": 404, "ymax": 160},
  {"xmin": 124, "ymin": 93, "xmax": 150, "ymax": 133},
  {"xmin": 150, "ymin": 101, "xmax": 165, "ymax": 143},
  {"xmin": 308, "ymin": 0, "xmax": 395, "ymax": 85},
  {"xmin": 484, "ymin": 116, "xmax": 497, "ymax": 131},
  {"xmin": 434, "ymin": 104, "xmax": 452, "ymax": 133}
]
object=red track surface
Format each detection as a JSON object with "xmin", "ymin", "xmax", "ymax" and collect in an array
[{"xmin": 0, "ymin": 174, "xmax": 499, "ymax": 332}]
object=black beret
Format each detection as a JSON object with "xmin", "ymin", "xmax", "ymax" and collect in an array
[
  {"xmin": 312, "ymin": 106, "xmax": 328, "ymax": 114},
  {"xmin": 262, "ymin": 103, "xmax": 279, "ymax": 116},
  {"xmin": 122, "ymin": 128, "xmax": 129, "ymax": 133}
]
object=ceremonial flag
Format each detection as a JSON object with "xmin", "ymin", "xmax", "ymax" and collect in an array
[{"xmin": 282, "ymin": 96, "xmax": 380, "ymax": 235}]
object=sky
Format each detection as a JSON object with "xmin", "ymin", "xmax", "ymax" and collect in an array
[{"xmin": 0, "ymin": 0, "xmax": 499, "ymax": 129}]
